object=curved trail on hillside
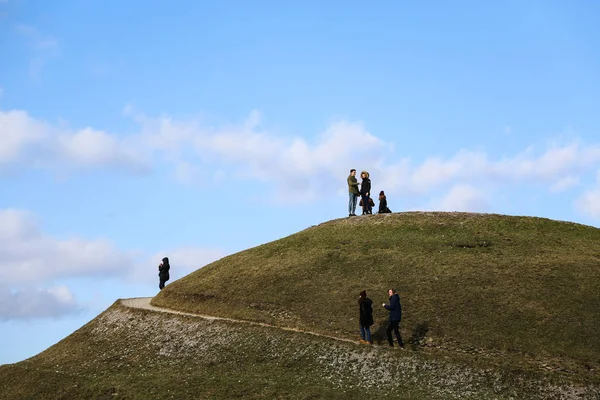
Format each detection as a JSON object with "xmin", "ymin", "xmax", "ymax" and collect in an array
[{"xmin": 121, "ymin": 297, "xmax": 359, "ymax": 346}]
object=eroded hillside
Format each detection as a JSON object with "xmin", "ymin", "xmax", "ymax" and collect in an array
[{"xmin": 1, "ymin": 301, "xmax": 598, "ymax": 399}]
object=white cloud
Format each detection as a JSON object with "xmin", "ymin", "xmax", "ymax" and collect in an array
[
  {"xmin": 136, "ymin": 110, "xmax": 386, "ymax": 203},
  {"xmin": 576, "ymin": 189, "xmax": 600, "ymax": 219},
  {"xmin": 575, "ymin": 171, "xmax": 600, "ymax": 220},
  {"xmin": 0, "ymin": 110, "xmax": 47, "ymax": 163},
  {"xmin": 429, "ymin": 184, "xmax": 489, "ymax": 212},
  {"xmin": 174, "ymin": 161, "xmax": 202, "ymax": 184},
  {"xmin": 4, "ymin": 107, "xmax": 600, "ymax": 209},
  {"xmin": 0, "ymin": 285, "xmax": 81, "ymax": 320},
  {"xmin": 0, "ymin": 209, "xmax": 133, "ymax": 284},
  {"xmin": 0, "ymin": 110, "xmax": 147, "ymax": 171},
  {"xmin": 492, "ymin": 143, "xmax": 600, "ymax": 183},
  {"xmin": 0, "ymin": 208, "xmax": 226, "ymax": 320},
  {"xmin": 94, "ymin": 110, "xmax": 600, "ymax": 210},
  {"xmin": 375, "ymin": 143, "xmax": 600, "ymax": 197},
  {"xmin": 550, "ymin": 176, "xmax": 579, "ymax": 193},
  {"xmin": 409, "ymin": 153, "xmax": 474, "ymax": 192},
  {"xmin": 57, "ymin": 127, "xmax": 144, "ymax": 169},
  {"xmin": 15, "ymin": 24, "xmax": 60, "ymax": 79}
]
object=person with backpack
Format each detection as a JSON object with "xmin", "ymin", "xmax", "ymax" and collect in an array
[
  {"xmin": 158, "ymin": 257, "xmax": 170, "ymax": 290},
  {"xmin": 358, "ymin": 290, "xmax": 374, "ymax": 344},
  {"xmin": 359, "ymin": 197, "xmax": 375, "ymax": 211}
]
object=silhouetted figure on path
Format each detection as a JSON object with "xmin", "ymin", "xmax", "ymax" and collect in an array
[{"xmin": 158, "ymin": 257, "xmax": 170, "ymax": 290}]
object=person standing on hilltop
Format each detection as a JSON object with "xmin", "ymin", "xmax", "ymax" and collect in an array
[
  {"xmin": 382, "ymin": 288, "xmax": 404, "ymax": 349},
  {"xmin": 378, "ymin": 190, "xmax": 392, "ymax": 214},
  {"xmin": 358, "ymin": 290, "xmax": 374, "ymax": 344},
  {"xmin": 158, "ymin": 257, "xmax": 170, "ymax": 290},
  {"xmin": 360, "ymin": 170, "xmax": 372, "ymax": 215},
  {"xmin": 347, "ymin": 169, "xmax": 360, "ymax": 217}
]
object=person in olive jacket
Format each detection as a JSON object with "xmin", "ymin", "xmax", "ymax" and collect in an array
[
  {"xmin": 158, "ymin": 257, "xmax": 170, "ymax": 290},
  {"xmin": 382, "ymin": 288, "xmax": 405, "ymax": 348},
  {"xmin": 359, "ymin": 170, "xmax": 372, "ymax": 215},
  {"xmin": 347, "ymin": 169, "xmax": 360, "ymax": 217},
  {"xmin": 358, "ymin": 290, "xmax": 374, "ymax": 344}
]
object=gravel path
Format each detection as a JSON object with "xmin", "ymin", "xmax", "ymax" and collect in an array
[{"xmin": 120, "ymin": 297, "xmax": 357, "ymax": 345}]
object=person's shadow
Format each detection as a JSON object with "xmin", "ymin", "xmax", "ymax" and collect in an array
[
  {"xmin": 409, "ymin": 321, "xmax": 429, "ymax": 350},
  {"xmin": 372, "ymin": 323, "xmax": 388, "ymax": 345},
  {"xmin": 371, "ymin": 321, "xmax": 430, "ymax": 348}
]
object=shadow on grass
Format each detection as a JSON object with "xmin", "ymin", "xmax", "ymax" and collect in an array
[
  {"xmin": 409, "ymin": 321, "xmax": 430, "ymax": 351},
  {"xmin": 372, "ymin": 321, "xmax": 429, "ymax": 350}
]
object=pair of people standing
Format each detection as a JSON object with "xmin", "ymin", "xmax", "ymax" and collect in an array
[
  {"xmin": 358, "ymin": 289, "xmax": 404, "ymax": 349},
  {"xmin": 347, "ymin": 169, "xmax": 372, "ymax": 216}
]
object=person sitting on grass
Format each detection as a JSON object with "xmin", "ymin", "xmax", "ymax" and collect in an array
[{"xmin": 378, "ymin": 190, "xmax": 392, "ymax": 214}]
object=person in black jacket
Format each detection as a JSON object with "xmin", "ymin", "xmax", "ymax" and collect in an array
[
  {"xmin": 358, "ymin": 290, "xmax": 373, "ymax": 344},
  {"xmin": 359, "ymin": 170, "xmax": 372, "ymax": 215},
  {"xmin": 158, "ymin": 257, "xmax": 170, "ymax": 290},
  {"xmin": 382, "ymin": 288, "xmax": 404, "ymax": 348},
  {"xmin": 378, "ymin": 190, "xmax": 392, "ymax": 214}
]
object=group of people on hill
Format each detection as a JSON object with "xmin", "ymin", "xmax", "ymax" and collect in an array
[
  {"xmin": 359, "ymin": 288, "xmax": 404, "ymax": 348},
  {"xmin": 347, "ymin": 169, "xmax": 392, "ymax": 217},
  {"xmin": 156, "ymin": 257, "xmax": 405, "ymax": 349}
]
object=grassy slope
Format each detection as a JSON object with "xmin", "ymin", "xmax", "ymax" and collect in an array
[
  {"xmin": 153, "ymin": 212, "xmax": 600, "ymax": 373},
  {"xmin": 1, "ymin": 302, "xmax": 597, "ymax": 400}
]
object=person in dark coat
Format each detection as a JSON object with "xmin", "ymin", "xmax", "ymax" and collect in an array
[
  {"xmin": 382, "ymin": 288, "xmax": 404, "ymax": 348},
  {"xmin": 359, "ymin": 170, "xmax": 372, "ymax": 215},
  {"xmin": 378, "ymin": 190, "xmax": 392, "ymax": 214},
  {"xmin": 358, "ymin": 290, "xmax": 374, "ymax": 344},
  {"xmin": 158, "ymin": 257, "xmax": 170, "ymax": 290}
]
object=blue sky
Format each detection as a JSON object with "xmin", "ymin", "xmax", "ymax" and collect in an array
[{"xmin": 1, "ymin": 0, "xmax": 600, "ymax": 365}]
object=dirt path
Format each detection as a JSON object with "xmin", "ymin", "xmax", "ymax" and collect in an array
[{"xmin": 121, "ymin": 297, "xmax": 358, "ymax": 345}]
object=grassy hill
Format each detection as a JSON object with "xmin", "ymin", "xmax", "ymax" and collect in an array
[
  {"xmin": 153, "ymin": 212, "xmax": 600, "ymax": 374},
  {"xmin": 1, "ymin": 301, "xmax": 598, "ymax": 399},
  {"xmin": 1, "ymin": 212, "xmax": 600, "ymax": 399}
]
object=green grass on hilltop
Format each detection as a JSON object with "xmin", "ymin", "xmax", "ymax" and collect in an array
[{"xmin": 153, "ymin": 212, "xmax": 600, "ymax": 373}]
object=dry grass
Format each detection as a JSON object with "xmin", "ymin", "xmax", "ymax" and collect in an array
[
  {"xmin": 153, "ymin": 212, "xmax": 600, "ymax": 375},
  {"xmin": 2, "ymin": 211, "xmax": 600, "ymax": 399},
  {"xmin": 1, "ymin": 303, "xmax": 597, "ymax": 399}
]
